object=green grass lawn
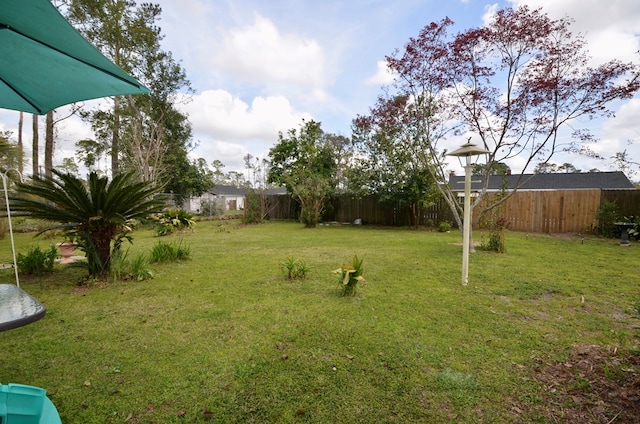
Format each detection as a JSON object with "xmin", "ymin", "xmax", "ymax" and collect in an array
[{"xmin": 0, "ymin": 221, "xmax": 638, "ymax": 423}]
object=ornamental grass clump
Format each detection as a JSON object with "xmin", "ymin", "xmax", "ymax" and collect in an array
[
  {"xmin": 149, "ymin": 240, "xmax": 191, "ymax": 263},
  {"xmin": 333, "ymin": 255, "xmax": 365, "ymax": 296},
  {"xmin": 17, "ymin": 244, "xmax": 57, "ymax": 276}
]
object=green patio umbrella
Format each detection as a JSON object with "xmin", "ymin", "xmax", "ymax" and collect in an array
[
  {"xmin": 0, "ymin": 0, "xmax": 150, "ymax": 290},
  {"xmin": 0, "ymin": 0, "xmax": 150, "ymax": 115}
]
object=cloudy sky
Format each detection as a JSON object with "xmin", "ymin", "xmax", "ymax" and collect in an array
[{"xmin": 1, "ymin": 0, "xmax": 640, "ymax": 179}]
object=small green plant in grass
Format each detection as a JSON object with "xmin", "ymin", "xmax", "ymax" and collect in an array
[
  {"xmin": 333, "ymin": 255, "xmax": 365, "ymax": 296},
  {"xmin": 150, "ymin": 209, "xmax": 195, "ymax": 236},
  {"xmin": 479, "ymin": 230, "xmax": 506, "ymax": 253},
  {"xmin": 279, "ymin": 257, "xmax": 310, "ymax": 279},
  {"xmin": 149, "ymin": 240, "xmax": 191, "ymax": 263},
  {"xmin": 17, "ymin": 244, "xmax": 57, "ymax": 275},
  {"xmin": 438, "ymin": 221, "xmax": 452, "ymax": 232}
]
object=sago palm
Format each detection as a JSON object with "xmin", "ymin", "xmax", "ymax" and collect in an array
[{"xmin": 9, "ymin": 170, "xmax": 165, "ymax": 277}]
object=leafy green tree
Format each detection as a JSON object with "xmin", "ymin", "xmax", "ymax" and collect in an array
[
  {"xmin": 76, "ymin": 138, "xmax": 108, "ymax": 171},
  {"xmin": 67, "ymin": 0, "xmax": 163, "ymax": 174},
  {"xmin": 268, "ymin": 120, "xmax": 337, "ymax": 227},
  {"xmin": 10, "ymin": 171, "xmax": 165, "ymax": 277},
  {"xmin": 352, "ymin": 97, "xmax": 440, "ymax": 228},
  {"xmin": 226, "ymin": 171, "xmax": 246, "ymax": 187},
  {"xmin": 472, "ymin": 162, "xmax": 510, "ymax": 176},
  {"xmin": 533, "ymin": 162, "xmax": 559, "ymax": 174},
  {"xmin": 68, "ymin": 1, "xmax": 201, "ymax": 199},
  {"xmin": 211, "ymin": 160, "xmax": 226, "ymax": 184},
  {"xmin": 558, "ymin": 163, "xmax": 581, "ymax": 173},
  {"xmin": 66, "ymin": 0, "xmax": 194, "ymax": 186},
  {"xmin": 166, "ymin": 157, "xmax": 213, "ymax": 207},
  {"xmin": 59, "ymin": 157, "xmax": 80, "ymax": 175},
  {"xmin": 120, "ymin": 51, "xmax": 194, "ymax": 184}
]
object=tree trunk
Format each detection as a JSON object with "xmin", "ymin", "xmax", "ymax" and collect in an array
[
  {"xmin": 86, "ymin": 228, "xmax": 115, "ymax": 277},
  {"xmin": 45, "ymin": 111, "xmax": 54, "ymax": 178},
  {"xmin": 111, "ymin": 96, "xmax": 120, "ymax": 175},
  {"xmin": 31, "ymin": 114, "xmax": 38, "ymax": 178},
  {"xmin": 17, "ymin": 112, "xmax": 23, "ymax": 175}
]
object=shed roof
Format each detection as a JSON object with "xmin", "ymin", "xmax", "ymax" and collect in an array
[{"xmin": 448, "ymin": 171, "xmax": 635, "ymax": 192}]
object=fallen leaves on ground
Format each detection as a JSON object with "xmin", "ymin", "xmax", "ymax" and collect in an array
[{"xmin": 516, "ymin": 345, "xmax": 640, "ymax": 423}]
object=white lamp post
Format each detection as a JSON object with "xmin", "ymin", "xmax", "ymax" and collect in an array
[{"xmin": 447, "ymin": 142, "xmax": 489, "ymax": 286}]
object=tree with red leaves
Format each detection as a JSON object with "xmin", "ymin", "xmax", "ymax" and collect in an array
[{"xmin": 354, "ymin": 6, "xmax": 640, "ymax": 236}]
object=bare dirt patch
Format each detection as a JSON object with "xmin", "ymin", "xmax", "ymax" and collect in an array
[{"xmin": 520, "ymin": 345, "xmax": 640, "ymax": 423}]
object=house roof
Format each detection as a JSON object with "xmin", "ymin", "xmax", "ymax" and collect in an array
[
  {"xmin": 448, "ymin": 171, "xmax": 636, "ymax": 192},
  {"xmin": 210, "ymin": 185, "xmax": 246, "ymax": 196}
]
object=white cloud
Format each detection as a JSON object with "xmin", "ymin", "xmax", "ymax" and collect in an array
[
  {"xmin": 509, "ymin": 0, "xmax": 640, "ymax": 63},
  {"xmin": 366, "ymin": 60, "xmax": 396, "ymax": 86},
  {"xmin": 482, "ymin": 4, "xmax": 500, "ymax": 26},
  {"xmin": 213, "ymin": 14, "xmax": 327, "ymax": 89},
  {"xmin": 593, "ymin": 99, "xmax": 640, "ymax": 166},
  {"xmin": 180, "ymin": 90, "xmax": 311, "ymax": 143},
  {"xmin": 179, "ymin": 89, "xmax": 315, "ymax": 171}
]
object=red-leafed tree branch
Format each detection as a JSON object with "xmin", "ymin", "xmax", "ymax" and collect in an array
[{"xmin": 353, "ymin": 6, "xmax": 640, "ymax": 236}]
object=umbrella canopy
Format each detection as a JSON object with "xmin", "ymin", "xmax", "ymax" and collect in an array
[{"xmin": 0, "ymin": 0, "xmax": 150, "ymax": 115}]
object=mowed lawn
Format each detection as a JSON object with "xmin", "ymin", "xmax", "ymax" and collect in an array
[{"xmin": 0, "ymin": 220, "xmax": 638, "ymax": 423}]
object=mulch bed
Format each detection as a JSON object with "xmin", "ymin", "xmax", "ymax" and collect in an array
[{"xmin": 517, "ymin": 345, "xmax": 640, "ymax": 423}]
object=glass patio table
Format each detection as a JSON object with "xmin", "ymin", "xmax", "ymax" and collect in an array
[{"xmin": 0, "ymin": 283, "xmax": 46, "ymax": 332}]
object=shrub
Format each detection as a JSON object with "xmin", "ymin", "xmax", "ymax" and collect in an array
[
  {"xmin": 199, "ymin": 199, "xmax": 225, "ymax": 217},
  {"xmin": 243, "ymin": 189, "xmax": 264, "ymax": 224},
  {"xmin": 438, "ymin": 221, "xmax": 452, "ymax": 232},
  {"xmin": 478, "ymin": 217, "xmax": 508, "ymax": 253},
  {"xmin": 279, "ymin": 257, "xmax": 310, "ymax": 280},
  {"xmin": 597, "ymin": 201, "xmax": 619, "ymax": 238},
  {"xmin": 625, "ymin": 215, "xmax": 640, "ymax": 240},
  {"xmin": 333, "ymin": 255, "xmax": 365, "ymax": 296},
  {"xmin": 151, "ymin": 209, "xmax": 195, "ymax": 236},
  {"xmin": 17, "ymin": 244, "xmax": 57, "ymax": 276},
  {"xmin": 149, "ymin": 240, "xmax": 191, "ymax": 263}
]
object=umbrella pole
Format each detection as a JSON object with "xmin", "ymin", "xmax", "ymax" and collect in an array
[{"xmin": 2, "ymin": 170, "xmax": 21, "ymax": 288}]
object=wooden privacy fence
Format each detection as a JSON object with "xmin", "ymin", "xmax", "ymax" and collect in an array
[
  {"xmin": 601, "ymin": 190, "xmax": 640, "ymax": 217},
  {"xmin": 480, "ymin": 189, "xmax": 640, "ymax": 233},
  {"xmin": 476, "ymin": 190, "xmax": 601, "ymax": 233},
  {"xmin": 264, "ymin": 189, "xmax": 639, "ymax": 233},
  {"xmin": 330, "ymin": 195, "xmax": 453, "ymax": 227},
  {"xmin": 264, "ymin": 194, "xmax": 453, "ymax": 227}
]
